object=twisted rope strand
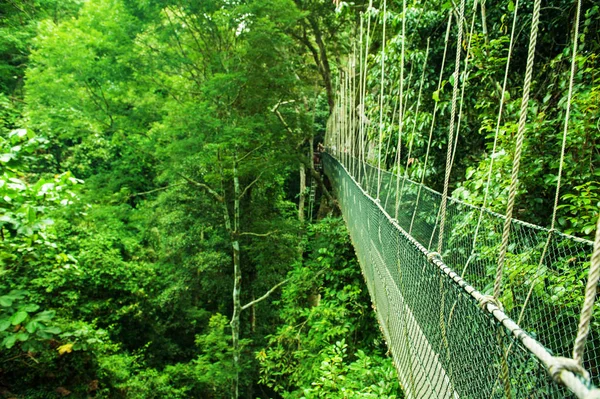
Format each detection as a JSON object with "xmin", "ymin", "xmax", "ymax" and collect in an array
[{"xmin": 494, "ymin": 0, "xmax": 542, "ymax": 300}]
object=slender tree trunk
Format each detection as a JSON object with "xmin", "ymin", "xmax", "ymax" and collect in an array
[
  {"xmin": 299, "ymin": 163, "xmax": 306, "ymax": 222},
  {"xmin": 308, "ymin": 17, "xmax": 334, "ymax": 113},
  {"xmin": 480, "ymin": 0, "xmax": 489, "ymax": 46},
  {"xmin": 230, "ymin": 159, "xmax": 242, "ymax": 399}
]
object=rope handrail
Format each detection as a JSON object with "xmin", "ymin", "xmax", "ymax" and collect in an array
[{"xmin": 349, "ymin": 154, "xmax": 594, "ymax": 246}]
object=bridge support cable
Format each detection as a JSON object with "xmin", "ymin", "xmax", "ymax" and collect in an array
[
  {"xmin": 408, "ymin": 13, "xmax": 452, "ymax": 236},
  {"xmin": 494, "ymin": 0, "xmax": 542, "ymax": 301}
]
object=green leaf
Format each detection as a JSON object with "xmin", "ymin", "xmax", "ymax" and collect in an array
[
  {"xmin": 25, "ymin": 321, "xmax": 40, "ymax": 333},
  {"xmin": 11, "ymin": 311, "xmax": 28, "ymax": 325},
  {"xmin": 27, "ymin": 207, "xmax": 36, "ymax": 224},
  {"xmin": 8, "ymin": 290, "xmax": 28, "ymax": 299},
  {"xmin": 2, "ymin": 335, "xmax": 17, "ymax": 349},
  {"xmin": 33, "ymin": 310, "xmax": 55, "ymax": 322},
  {"xmin": 0, "ymin": 318, "xmax": 11, "ymax": 331},
  {"xmin": 43, "ymin": 326, "xmax": 62, "ymax": 335},
  {"xmin": 432, "ymin": 90, "xmax": 440, "ymax": 102},
  {"xmin": 22, "ymin": 304, "xmax": 40, "ymax": 312},
  {"xmin": 0, "ymin": 296, "xmax": 13, "ymax": 307},
  {"xmin": 36, "ymin": 330, "xmax": 53, "ymax": 339},
  {"xmin": 15, "ymin": 332, "xmax": 29, "ymax": 342}
]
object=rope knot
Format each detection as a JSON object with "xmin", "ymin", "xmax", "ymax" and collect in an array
[
  {"xmin": 479, "ymin": 295, "xmax": 503, "ymax": 311},
  {"xmin": 427, "ymin": 252, "xmax": 442, "ymax": 263},
  {"xmin": 548, "ymin": 357, "xmax": 589, "ymax": 382}
]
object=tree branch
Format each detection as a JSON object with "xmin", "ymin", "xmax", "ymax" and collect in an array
[
  {"xmin": 271, "ymin": 104, "xmax": 295, "ymax": 136},
  {"xmin": 129, "ymin": 183, "xmax": 186, "ymax": 198},
  {"xmin": 239, "ymin": 230, "xmax": 279, "ymax": 237},
  {"xmin": 177, "ymin": 172, "xmax": 223, "ymax": 202},
  {"xmin": 241, "ymin": 279, "xmax": 289, "ymax": 311},
  {"xmin": 237, "ymin": 143, "xmax": 265, "ymax": 163},
  {"xmin": 301, "ymin": 158, "xmax": 338, "ymax": 210},
  {"xmin": 238, "ymin": 171, "xmax": 264, "ymax": 200}
]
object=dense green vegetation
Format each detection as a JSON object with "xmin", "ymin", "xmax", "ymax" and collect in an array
[{"xmin": 0, "ymin": 0, "xmax": 598, "ymax": 398}]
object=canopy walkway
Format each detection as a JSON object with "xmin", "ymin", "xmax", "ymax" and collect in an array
[
  {"xmin": 321, "ymin": 0, "xmax": 600, "ymax": 396},
  {"xmin": 323, "ymin": 152, "xmax": 598, "ymax": 398},
  {"xmin": 323, "ymin": 154, "xmax": 600, "ymax": 398}
]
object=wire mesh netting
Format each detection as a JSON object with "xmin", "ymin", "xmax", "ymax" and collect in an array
[{"xmin": 323, "ymin": 152, "xmax": 597, "ymax": 398}]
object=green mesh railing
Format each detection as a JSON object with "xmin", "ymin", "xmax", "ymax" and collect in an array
[{"xmin": 323, "ymin": 152, "xmax": 597, "ymax": 398}]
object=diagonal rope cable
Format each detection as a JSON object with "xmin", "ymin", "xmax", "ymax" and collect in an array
[
  {"xmin": 437, "ymin": 0, "xmax": 466, "ymax": 255},
  {"xmin": 376, "ymin": 0, "xmax": 388, "ymax": 200},
  {"xmin": 396, "ymin": 42, "xmax": 430, "ymax": 207},
  {"xmin": 393, "ymin": 0, "xmax": 407, "ymax": 218},
  {"xmin": 449, "ymin": 0, "xmax": 479, "ymax": 178},
  {"xmin": 360, "ymin": 5, "xmax": 373, "ymax": 189},
  {"xmin": 574, "ymin": 214, "xmax": 600, "ymax": 365},
  {"xmin": 566, "ymin": 0, "xmax": 598, "ymax": 366},
  {"xmin": 494, "ymin": 0, "xmax": 542, "ymax": 301},
  {"xmin": 512, "ymin": 0, "xmax": 582, "ymax": 336},
  {"xmin": 460, "ymin": 0, "xmax": 520, "ymax": 279},
  {"xmin": 408, "ymin": 13, "xmax": 452, "ymax": 236}
]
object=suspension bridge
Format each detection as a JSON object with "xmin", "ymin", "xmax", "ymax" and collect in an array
[{"xmin": 320, "ymin": 0, "xmax": 600, "ymax": 397}]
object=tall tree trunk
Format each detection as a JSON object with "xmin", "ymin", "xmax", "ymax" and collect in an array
[
  {"xmin": 299, "ymin": 163, "xmax": 306, "ymax": 222},
  {"xmin": 230, "ymin": 159, "xmax": 242, "ymax": 399},
  {"xmin": 307, "ymin": 16, "xmax": 334, "ymax": 113}
]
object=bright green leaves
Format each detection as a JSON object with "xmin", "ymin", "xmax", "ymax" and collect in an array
[
  {"xmin": 0, "ymin": 128, "xmax": 81, "ymax": 272},
  {"xmin": 11, "ymin": 311, "xmax": 28, "ymax": 326},
  {"xmin": 0, "ymin": 290, "xmax": 60, "ymax": 350},
  {"xmin": 559, "ymin": 181, "xmax": 600, "ymax": 237}
]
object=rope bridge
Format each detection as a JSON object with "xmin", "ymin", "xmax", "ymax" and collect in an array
[
  {"xmin": 320, "ymin": 0, "xmax": 600, "ymax": 396},
  {"xmin": 323, "ymin": 152, "xmax": 599, "ymax": 398}
]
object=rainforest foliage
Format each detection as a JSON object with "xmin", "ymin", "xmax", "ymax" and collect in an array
[{"xmin": 0, "ymin": 0, "xmax": 598, "ymax": 398}]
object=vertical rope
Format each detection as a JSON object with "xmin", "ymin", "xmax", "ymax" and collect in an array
[
  {"xmin": 386, "ymin": 54, "xmax": 416, "ymax": 210},
  {"xmin": 437, "ymin": 0, "xmax": 466, "ymax": 255},
  {"xmin": 449, "ymin": 0, "xmax": 479, "ymax": 175},
  {"xmin": 513, "ymin": 0, "xmax": 582, "ymax": 331},
  {"xmin": 461, "ymin": 0, "xmax": 520, "ymax": 279},
  {"xmin": 408, "ymin": 14, "xmax": 452, "ymax": 235},
  {"xmin": 376, "ymin": 0, "xmax": 387, "ymax": 200},
  {"xmin": 361, "ymin": 2, "xmax": 374, "ymax": 188},
  {"xmin": 351, "ymin": 49, "xmax": 357, "ymax": 177},
  {"xmin": 494, "ymin": 0, "xmax": 542, "ymax": 300},
  {"xmin": 393, "ymin": 0, "xmax": 407, "ymax": 218},
  {"xmin": 565, "ymin": 0, "xmax": 598, "ymax": 365},
  {"xmin": 574, "ymin": 214, "xmax": 600, "ymax": 365},
  {"xmin": 397, "ymin": 47, "xmax": 428, "ymax": 206},
  {"xmin": 359, "ymin": 13, "xmax": 366, "ymax": 185}
]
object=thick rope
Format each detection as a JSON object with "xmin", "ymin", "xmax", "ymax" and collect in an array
[
  {"xmin": 385, "ymin": 61, "xmax": 414, "ymax": 210},
  {"xmin": 436, "ymin": 0, "xmax": 465, "ymax": 255},
  {"xmin": 449, "ymin": 0, "xmax": 479, "ymax": 174},
  {"xmin": 396, "ymin": 41, "xmax": 430, "ymax": 207},
  {"xmin": 494, "ymin": 0, "xmax": 542, "ymax": 300},
  {"xmin": 376, "ymin": 0, "xmax": 387, "ymax": 200},
  {"xmin": 393, "ymin": 0, "xmax": 407, "ymax": 219},
  {"xmin": 574, "ymin": 213, "xmax": 600, "ymax": 364},
  {"xmin": 514, "ymin": 0, "xmax": 583, "ymax": 334},
  {"xmin": 408, "ymin": 14, "xmax": 452, "ymax": 236},
  {"xmin": 360, "ymin": 3, "xmax": 374, "ymax": 189},
  {"xmin": 461, "ymin": 0, "xmax": 520, "ymax": 280}
]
